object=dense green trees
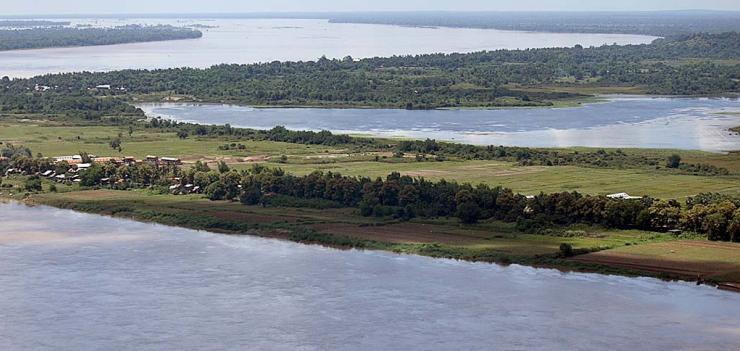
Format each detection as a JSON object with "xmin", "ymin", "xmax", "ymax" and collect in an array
[
  {"xmin": 11, "ymin": 32, "xmax": 739, "ymax": 108},
  {"xmin": 0, "ymin": 25, "xmax": 202, "ymax": 51},
  {"xmin": 0, "ymin": 92, "xmax": 142, "ymax": 120},
  {"xmin": 79, "ymin": 164, "xmax": 105, "ymax": 186},
  {"xmin": 681, "ymin": 200, "xmax": 740, "ymax": 242},
  {"xmin": 147, "ymin": 121, "xmax": 370, "ymax": 147}
]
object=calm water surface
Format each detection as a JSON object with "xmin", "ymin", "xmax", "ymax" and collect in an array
[
  {"xmin": 0, "ymin": 18, "xmax": 656, "ymax": 77},
  {"xmin": 139, "ymin": 96, "xmax": 740, "ymax": 151},
  {"xmin": 0, "ymin": 203, "xmax": 739, "ymax": 350}
]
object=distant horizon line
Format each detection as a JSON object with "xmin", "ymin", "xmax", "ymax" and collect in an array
[{"xmin": 1, "ymin": 9, "xmax": 739, "ymax": 19}]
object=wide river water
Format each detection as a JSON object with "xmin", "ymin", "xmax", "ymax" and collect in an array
[
  {"xmin": 0, "ymin": 18, "xmax": 656, "ymax": 78},
  {"xmin": 0, "ymin": 202, "xmax": 739, "ymax": 350},
  {"xmin": 139, "ymin": 96, "xmax": 740, "ymax": 151}
]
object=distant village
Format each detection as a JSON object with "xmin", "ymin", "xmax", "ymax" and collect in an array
[
  {"xmin": 2, "ymin": 154, "xmax": 204, "ymax": 194},
  {"xmin": 34, "ymin": 83, "xmax": 124, "ymax": 92}
]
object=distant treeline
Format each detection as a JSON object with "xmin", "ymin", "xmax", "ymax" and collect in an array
[
  {"xmin": 0, "ymin": 88, "xmax": 142, "ymax": 120},
  {"xmin": 11, "ymin": 32, "xmax": 739, "ymax": 108},
  {"xmin": 0, "ymin": 25, "xmax": 202, "ymax": 51},
  {"xmin": 326, "ymin": 11, "xmax": 740, "ymax": 37},
  {"xmin": 2, "ymin": 148, "xmax": 738, "ymax": 242},
  {"xmin": 397, "ymin": 139, "xmax": 729, "ymax": 176},
  {"xmin": 0, "ymin": 20, "xmax": 71, "ymax": 27}
]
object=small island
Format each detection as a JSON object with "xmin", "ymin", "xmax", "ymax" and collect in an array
[
  {"xmin": 0, "ymin": 25, "xmax": 203, "ymax": 51},
  {"xmin": 0, "ymin": 20, "xmax": 71, "ymax": 28}
]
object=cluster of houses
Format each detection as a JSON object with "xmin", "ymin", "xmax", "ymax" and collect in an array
[
  {"xmin": 606, "ymin": 192, "xmax": 643, "ymax": 200},
  {"xmin": 39, "ymin": 167, "xmax": 87, "ymax": 183},
  {"xmin": 4, "ymin": 154, "xmax": 183, "ymax": 186},
  {"xmin": 32, "ymin": 84, "xmax": 126, "ymax": 92},
  {"xmin": 168, "ymin": 181, "xmax": 202, "ymax": 195},
  {"xmin": 521, "ymin": 193, "xmax": 644, "ymax": 201},
  {"xmin": 52, "ymin": 154, "xmax": 182, "ymax": 168}
]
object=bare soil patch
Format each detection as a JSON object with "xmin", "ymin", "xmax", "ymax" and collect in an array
[
  {"xmin": 573, "ymin": 241, "xmax": 740, "ymax": 282},
  {"xmin": 311, "ymin": 222, "xmax": 491, "ymax": 245}
]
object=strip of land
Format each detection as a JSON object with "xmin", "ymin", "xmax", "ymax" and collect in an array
[
  {"xmin": 0, "ymin": 25, "xmax": 202, "ymax": 51},
  {"xmin": 4, "ymin": 189, "xmax": 738, "ymax": 289}
]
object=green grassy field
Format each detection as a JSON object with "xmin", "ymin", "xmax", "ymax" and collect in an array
[
  {"xmin": 0, "ymin": 119, "xmax": 346, "ymax": 159},
  {"xmin": 269, "ymin": 160, "xmax": 740, "ymax": 199}
]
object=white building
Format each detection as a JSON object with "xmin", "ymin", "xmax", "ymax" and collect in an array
[{"xmin": 607, "ymin": 193, "xmax": 643, "ymax": 200}]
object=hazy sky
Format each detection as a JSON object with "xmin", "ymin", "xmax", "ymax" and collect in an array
[{"xmin": 3, "ymin": 0, "xmax": 740, "ymax": 15}]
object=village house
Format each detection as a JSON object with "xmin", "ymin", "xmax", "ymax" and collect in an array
[
  {"xmin": 54, "ymin": 155, "xmax": 91, "ymax": 165},
  {"xmin": 145, "ymin": 155, "xmax": 182, "ymax": 167},
  {"xmin": 93, "ymin": 157, "xmax": 120, "ymax": 164},
  {"xmin": 34, "ymin": 84, "xmax": 51, "ymax": 92},
  {"xmin": 160, "ymin": 157, "xmax": 182, "ymax": 166},
  {"xmin": 607, "ymin": 192, "xmax": 643, "ymax": 200},
  {"xmin": 145, "ymin": 155, "xmax": 159, "ymax": 165}
]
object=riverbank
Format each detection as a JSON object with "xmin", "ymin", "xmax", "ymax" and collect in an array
[{"xmin": 6, "ymin": 189, "xmax": 739, "ymax": 290}]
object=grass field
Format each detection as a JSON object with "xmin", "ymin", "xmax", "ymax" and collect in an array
[
  {"xmin": 271, "ymin": 160, "xmax": 740, "ymax": 199},
  {"xmin": 0, "ymin": 119, "xmax": 346, "ymax": 159}
]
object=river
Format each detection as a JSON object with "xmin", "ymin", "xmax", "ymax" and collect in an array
[
  {"xmin": 139, "ymin": 96, "xmax": 740, "ymax": 151},
  {"xmin": 0, "ymin": 203, "xmax": 738, "ymax": 350},
  {"xmin": 0, "ymin": 18, "xmax": 656, "ymax": 78}
]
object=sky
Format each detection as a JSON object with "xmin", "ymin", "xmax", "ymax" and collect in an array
[{"xmin": 3, "ymin": 0, "xmax": 740, "ymax": 15}]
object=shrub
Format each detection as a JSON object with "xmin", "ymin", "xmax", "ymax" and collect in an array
[
  {"xmin": 666, "ymin": 154, "xmax": 681, "ymax": 168},
  {"xmin": 24, "ymin": 175, "xmax": 42, "ymax": 192},
  {"xmin": 559, "ymin": 243, "xmax": 574, "ymax": 257}
]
